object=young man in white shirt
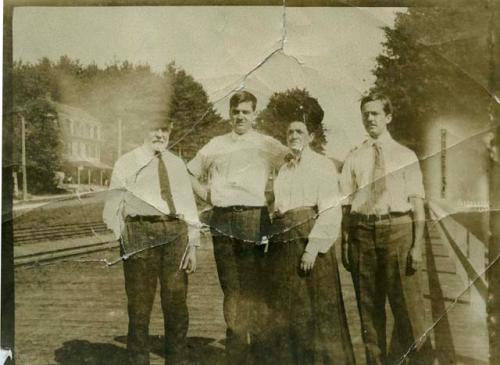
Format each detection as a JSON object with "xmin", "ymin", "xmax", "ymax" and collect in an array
[
  {"xmin": 188, "ymin": 91, "xmax": 289, "ymax": 364},
  {"xmin": 340, "ymin": 92, "xmax": 429, "ymax": 365},
  {"xmin": 267, "ymin": 121, "xmax": 355, "ymax": 365}
]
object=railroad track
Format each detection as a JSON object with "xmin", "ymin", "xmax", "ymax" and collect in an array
[
  {"xmin": 14, "ymin": 221, "xmax": 118, "ymax": 266},
  {"xmin": 14, "ymin": 221, "xmax": 111, "ymax": 246}
]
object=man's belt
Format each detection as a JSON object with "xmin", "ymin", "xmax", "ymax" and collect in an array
[
  {"xmin": 125, "ymin": 214, "xmax": 180, "ymax": 223},
  {"xmin": 213, "ymin": 205, "xmax": 264, "ymax": 213},
  {"xmin": 351, "ymin": 211, "xmax": 410, "ymax": 223},
  {"xmin": 272, "ymin": 206, "xmax": 318, "ymax": 220}
]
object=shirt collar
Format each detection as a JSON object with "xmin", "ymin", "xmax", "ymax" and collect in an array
[
  {"xmin": 286, "ymin": 145, "xmax": 313, "ymax": 167},
  {"xmin": 137, "ymin": 144, "xmax": 166, "ymax": 166},
  {"xmin": 231, "ymin": 129, "xmax": 256, "ymax": 142},
  {"xmin": 369, "ymin": 130, "xmax": 393, "ymax": 146}
]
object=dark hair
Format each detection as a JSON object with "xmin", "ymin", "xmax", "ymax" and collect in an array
[
  {"xmin": 288, "ymin": 120, "xmax": 314, "ymax": 135},
  {"xmin": 229, "ymin": 91, "xmax": 257, "ymax": 111},
  {"xmin": 360, "ymin": 92, "xmax": 393, "ymax": 116}
]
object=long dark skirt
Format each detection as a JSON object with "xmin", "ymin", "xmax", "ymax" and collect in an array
[{"xmin": 266, "ymin": 207, "xmax": 356, "ymax": 365}]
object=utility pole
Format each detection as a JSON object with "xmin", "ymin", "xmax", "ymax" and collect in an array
[
  {"xmin": 20, "ymin": 114, "xmax": 28, "ymax": 201},
  {"xmin": 77, "ymin": 166, "xmax": 81, "ymax": 191},
  {"xmin": 88, "ymin": 169, "xmax": 91, "ymax": 191}
]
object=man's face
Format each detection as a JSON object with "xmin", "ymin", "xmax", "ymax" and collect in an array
[
  {"xmin": 145, "ymin": 122, "xmax": 172, "ymax": 152},
  {"xmin": 230, "ymin": 101, "xmax": 255, "ymax": 135},
  {"xmin": 287, "ymin": 121, "xmax": 311, "ymax": 152},
  {"xmin": 361, "ymin": 100, "xmax": 392, "ymax": 139}
]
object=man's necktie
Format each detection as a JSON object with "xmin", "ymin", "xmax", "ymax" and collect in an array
[
  {"xmin": 285, "ymin": 152, "xmax": 300, "ymax": 168},
  {"xmin": 157, "ymin": 152, "xmax": 177, "ymax": 216},
  {"xmin": 370, "ymin": 141, "xmax": 386, "ymax": 206}
]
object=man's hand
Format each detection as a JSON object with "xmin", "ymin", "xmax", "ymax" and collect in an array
[
  {"xmin": 341, "ymin": 205, "xmax": 352, "ymax": 272},
  {"xmin": 341, "ymin": 232, "xmax": 351, "ymax": 272},
  {"xmin": 181, "ymin": 246, "xmax": 197, "ymax": 274},
  {"xmin": 300, "ymin": 252, "xmax": 317, "ymax": 273},
  {"xmin": 407, "ymin": 244, "xmax": 423, "ymax": 275}
]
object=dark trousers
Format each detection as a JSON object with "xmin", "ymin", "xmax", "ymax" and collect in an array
[
  {"xmin": 210, "ymin": 206, "xmax": 271, "ymax": 365},
  {"xmin": 122, "ymin": 218, "xmax": 189, "ymax": 365},
  {"xmin": 268, "ymin": 207, "xmax": 356, "ymax": 365},
  {"xmin": 348, "ymin": 214, "xmax": 428, "ymax": 365}
]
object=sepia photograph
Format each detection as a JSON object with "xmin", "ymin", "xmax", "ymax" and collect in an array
[{"xmin": 2, "ymin": 1, "xmax": 499, "ymax": 364}]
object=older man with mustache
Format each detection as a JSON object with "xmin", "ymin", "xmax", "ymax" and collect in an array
[{"xmin": 103, "ymin": 118, "xmax": 199, "ymax": 365}]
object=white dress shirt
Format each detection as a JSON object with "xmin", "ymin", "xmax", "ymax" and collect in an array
[
  {"xmin": 340, "ymin": 131, "xmax": 425, "ymax": 214},
  {"xmin": 103, "ymin": 145, "xmax": 201, "ymax": 246},
  {"xmin": 187, "ymin": 130, "xmax": 289, "ymax": 207},
  {"xmin": 274, "ymin": 147, "xmax": 341, "ymax": 256}
]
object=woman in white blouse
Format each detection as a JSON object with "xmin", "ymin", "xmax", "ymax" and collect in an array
[{"xmin": 265, "ymin": 121, "xmax": 355, "ymax": 365}]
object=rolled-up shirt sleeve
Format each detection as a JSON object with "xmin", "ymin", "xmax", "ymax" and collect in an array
[
  {"xmin": 103, "ymin": 158, "xmax": 127, "ymax": 240},
  {"xmin": 187, "ymin": 144, "xmax": 209, "ymax": 179},
  {"xmin": 177, "ymin": 161, "xmax": 202, "ymax": 247},
  {"xmin": 339, "ymin": 154, "xmax": 356, "ymax": 206},
  {"xmin": 404, "ymin": 152, "xmax": 425, "ymax": 200},
  {"xmin": 264, "ymin": 135, "xmax": 289, "ymax": 169},
  {"xmin": 305, "ymin": 166, "xmax": 342, "ymax": 256}
]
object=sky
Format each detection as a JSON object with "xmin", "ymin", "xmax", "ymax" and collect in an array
[{"xmin": 13, "ymin": 6, "xmax": 402, "ymax": 159}]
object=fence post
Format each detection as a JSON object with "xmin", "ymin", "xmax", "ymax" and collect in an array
[
  {"xmin": 487, "ymin": 1, "xmax": 499, "ymax": 360},
  {"xmin": 488, "ymin": 128, "xmax": 500, "ymax": 364}
]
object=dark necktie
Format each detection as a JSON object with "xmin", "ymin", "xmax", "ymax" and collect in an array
[
  {"xmin": 157, "ymin": 152, "xmax": 177, "ymax": 216},
  {"xmin": 285, "ymin": 151, "xmax": 301, "ymax": 168},
  {"xmin": 371, "ymin": 141, "xmax": 386, "ymax": 206}
]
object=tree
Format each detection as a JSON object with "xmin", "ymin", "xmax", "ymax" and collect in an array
[
  {"xmin": 372, "ymin": 6, "xmax": 495, "ymax": 149},
  {"xmin": 80, "ymin": 62, "xmax": 170, "ymax": 162},
  {"xmin": 11, "ymin": 57, "xmax": 227, "ymax": 195},
  {"xmin": 258, "ymin": 88, "xmax": 326, "ymax": 153},
  {"xmin": 12, "ymin": 59, "xmax": 63, "ymax": 193},
  {"xmin": 23, "ymin": 98, "xmax": 63, "ymax": 194},
  {"xmin": 164, "ymin": 62, "xmax": 226, "ymax": 160}
]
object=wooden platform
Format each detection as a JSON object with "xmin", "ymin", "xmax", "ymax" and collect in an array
[{"xmin": 15, "ymin": 222, "xmax": 489, "ymax": 364}]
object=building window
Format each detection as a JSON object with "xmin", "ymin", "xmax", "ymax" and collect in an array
[{"xmin": 72, "ymin": 142, "xmax": 78, "ymax": 157}]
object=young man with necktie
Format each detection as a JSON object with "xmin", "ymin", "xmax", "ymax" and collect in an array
[
  {"xmin": 103, "ymin": 119, "xmax": 200, "ymax": 365},
  {"xmin": 340, "ymin": 92, "xmax": 429, "ymax": 365}
]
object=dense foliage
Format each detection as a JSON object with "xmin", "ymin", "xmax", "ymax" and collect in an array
[
  {"xmin": 372, "ymin": 5, "xmax": 497, "ymax": 149},
  {"xmin": 11, "ymin": 57, "xmax": 223, "ymax": 192},
  {"xmin": 258, "ymin": 88, "xmax": 326, "ymax": 153}
]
